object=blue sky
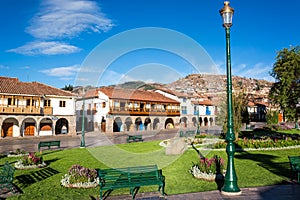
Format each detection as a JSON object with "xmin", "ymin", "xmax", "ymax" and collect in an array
[{"xmin": 0, "ymin": 0, "xmax": 299, "ymax": 88}]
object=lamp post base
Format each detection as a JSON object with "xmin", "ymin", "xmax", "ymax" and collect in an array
[{"xmin": 221, "ymin": 190, "xmax": 242, "ymax": 196}]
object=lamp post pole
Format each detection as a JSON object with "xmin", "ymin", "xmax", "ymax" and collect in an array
[
  {"xmin": 80, "ymin": 87, "xmax": 85, "ymax": 148},
  {"xmin": 219, "ymin": 1, "xmax": 241, "ymax": 195}
]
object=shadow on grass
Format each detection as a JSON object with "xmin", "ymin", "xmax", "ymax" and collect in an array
[
  {"xmin": 44, "ymin": 158, "xmax": 60, "ymax": 165},
  {"xmin": 235, "ymin": 150, "xmax": 290, "ymax": 180},
  {"xmin": 15, "ymin": 167, "xmax": 60, "ymax": 188}
]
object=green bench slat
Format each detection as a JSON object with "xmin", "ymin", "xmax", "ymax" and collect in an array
[
  {"xmin": 288, "ymin": 156, "xmax": 300, "ymax": 182},
  {"xmin": 127, "ymin": 135, "xmax": 143, "ymax": 143},
  {"xmin": 38, "ymin": 140, "xmax": 61, "ymax": 152},
  {"xmin": 98, "ymin": 165, "xmax": 165, "ymax": 199},
  {"xmin": 179, "ymin": 130, "xmax": 196, "ymax": 137}
]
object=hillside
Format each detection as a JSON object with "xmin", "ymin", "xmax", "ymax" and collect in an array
[
  {"xmin": 166, "ymin": 74, "xmax": 273, "ymax": 98},
  {"xmin": 74, "ymin": 74, "xmax": 274, "ymax": 100}
]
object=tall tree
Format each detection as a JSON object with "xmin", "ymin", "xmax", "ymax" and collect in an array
[
  {"xmin": 269, "ymin": 46, "xmax": 300, "ymax": 122},
  {"xmin": 216, "ymin": 92, "xmax": 248, "ymax": 139}
]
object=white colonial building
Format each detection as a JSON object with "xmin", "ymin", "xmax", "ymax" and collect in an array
[
  {"xmin": 155, "ymin": 88, "xmax": 217, "ymax": 127},
  {"xmin": 0, "ymin": 76, "xmax": 76, "ymax": 138},
  {"xmin": 76, "ymin": 87, "xmax": 181, "ymax": 133}
]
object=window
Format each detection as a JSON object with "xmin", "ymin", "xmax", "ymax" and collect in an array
[
  {"xmin": 181, "ymin": 106, "xmax": 187, "ymax": 115},
  {"xmin": 102, "ymin": 102, "xmax": 106, "ymax": 108},
  {"xmin": 26, "ymin": 99, "xmax": 35, "ymax": 106},
  {"xmin": 59, "ymin": 100, "xmax": 66, "ymax": 107},
  {"xmin": 8, "ymin": 98, "xmax": 16, "ymax": 106},
  {"xmin": 44, "ymin": 100, "xmax": 51, "ymax": 107}
]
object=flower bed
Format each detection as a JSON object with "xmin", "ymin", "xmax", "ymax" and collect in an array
[
  {"xmin": 14, "ymin": 152, "xmax": 46, "ymax": 169},
  {"xmin": 213, "ymin": 137, "xmax": 300, "ymax": 149},
  {"xmin": 189, "ymin": 155, "xmax": 225, "ymax": 181},
  {"xmin": 7, "ymin": 148, "xmax": 28, "ymax": 157},
  {"xmin": 61, "ymin": 164, "xmax": 99, "ymax": 188}
]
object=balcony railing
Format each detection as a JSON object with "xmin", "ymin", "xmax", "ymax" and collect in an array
[
  {"xmin": 0, "ymin": 105, "xmax": 41, "ymax": 114},
  {"xmin": 109, "ymin": 107, "xmax": 180, "ymax": 116},
  {"xmin": 43, "ymin": 107, "xmax": 53, "ymax": 115}
]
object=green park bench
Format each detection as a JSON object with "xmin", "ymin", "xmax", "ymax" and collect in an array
[
  {"xmin": 98, "ymin": 164, "xmax": 165, "ymax": 200},
  {"xmin": 0, "ymin": 161, "xmax": 16, "ymax": 194},
  {"xmin": 38, "ymin": 140, "xmax": 61, "ymax": 152},
  {"xmin": 179, "ymin": 130, "xmax": 196, "ymax": 137},
  {"xmin": 127, "ymin": 135, "xmax": 143, "ymax": 143},
  {"xmin": 288, "ymin": 156, "xmax": 300, "ymax": 182}
]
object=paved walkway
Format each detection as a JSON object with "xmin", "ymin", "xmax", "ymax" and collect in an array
[{"xmin": 1, "ymin": 129, "xmax": 299, "ymax": 199}]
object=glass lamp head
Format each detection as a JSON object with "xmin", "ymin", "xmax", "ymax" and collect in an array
[{"xmin": 220, "ymin": 1, "xmax": 234, "ymax": 28}]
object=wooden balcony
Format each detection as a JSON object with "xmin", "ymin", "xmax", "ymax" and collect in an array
[
  {"xmin": 43, "ymin": 107, "xmax": 53, "ymax": 115},
  {"xmin": 109, "ymin": 107, "xmax": 180, "ymax": 116},
  {"xmin": 0, "ymin": 105, "xmax": 41, "ymax": 115}
]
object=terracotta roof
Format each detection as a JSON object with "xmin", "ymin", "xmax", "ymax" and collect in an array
[
  {"xmin": 97, "ymin": 87, "xmax": 179, "ymax": 104},
  {"xmin": 0, "ymin": 76, "xmax": 75, "ymax": 97},
  {"xmin": 155, "ymin": 87, "xmax": 189, "ymax": 98},
  {"xmin": 192, "ymin": 99, "xmax": 214, "ymax": 106},
  {"xmin": 84, "ymin": 89, "xmax": 98, "ymax": 99}
]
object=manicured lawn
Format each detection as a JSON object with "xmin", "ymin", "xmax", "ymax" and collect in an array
[
  {"xmin": 280, "ymin": 129, "xmax": 300, "ymax": 135},
  {"xmin": 1, "ymin": 140, "xmax": 299, "ymax": 200}
]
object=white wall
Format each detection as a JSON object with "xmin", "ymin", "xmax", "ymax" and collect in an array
[{"xmin": 52, "ymin": 97, "xmax": 75, "ymax": 115}]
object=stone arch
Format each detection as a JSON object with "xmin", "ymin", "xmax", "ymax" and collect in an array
[
  {"xmin": 153, "ymin": 118, "xmax": 160, "ymax": 130},
  {"xmin": 209, "ymin": 117, "xmax": 214, "ymax": 126},
  {"xmin": 204, "ymin": 117, "xmax": 208, "ymax": 126},
  {"xmin": 1, "ymin": 117, "xmax": 19, "ymax": 137},
  {"xmin": 180, "ymin": 117, "xmax": 187, "ymax": 127},
  {"xmin": 21, "ymin": 117, "xmax": 37, "ymax": 137},
  {"xmin": 55, "ymin": 118, "xmax": 69, "ymax": 135},
  {"xmin": 113, "ymin": 117, "xmax": 122, "ymax": 132},
  {"xmin": 199, "ymin": 117, "xmax": 203, "ymax": 126},
  {"xmin": 192, "ymin": 117, "xmax": 197, "ymax": 127},
  {"xmin": 144, "ymin": 117, "xmax": 151, "ymax": 130},
  {"xmin": 165, "ymin": 118, "xmax": 174, "ymax": 129},
  {"xmin": 135, "ymin": 117, "xmax": 143, "ymax": 131},
  {"xmin": 125, "ymin": 117, "xmax": 133, "ymax": 131},
  {"xmin": 39, "ymin": 117, "xmax": 53, "ymax": 136}
]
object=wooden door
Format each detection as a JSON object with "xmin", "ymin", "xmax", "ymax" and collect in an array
[
  {"xmin": 25, "ymin": 123, "xmax": 35, "ymax": 136},
  {"xmin": 1, "ymin": 123, "xmax": 13, "ymax": 137}
]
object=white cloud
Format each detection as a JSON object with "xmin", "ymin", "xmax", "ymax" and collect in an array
[
  {"xmin": 26, "ymin": 0, "xmax": 114, "ymax": 40},
  {"xmin": 40, "ymin": 65, "xmax": 80, "ymax": 77},
  {"xmin": 9, "ymin": 0, "xmax": 114, "ymax": 56},
  {"xmin": 7, "ymin": 41, "xmax": 81, "ymax": 55},
  {"xmin": 0, "ymin": 65, "xmax": 9, "ymax": 69}
]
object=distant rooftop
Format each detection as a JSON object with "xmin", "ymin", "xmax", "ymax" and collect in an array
[
  {"xmin": 85, "ymin": 87, "xmax": 180, "ymax": 104},
  {"xmin": 0, "ymin": 76, "xmax": 75, "ymax": 97}
]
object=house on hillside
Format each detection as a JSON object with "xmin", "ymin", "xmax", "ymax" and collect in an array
[
  {"xmin": 247, "ymin": 101, "xmax": 267, "ymax": 122},
  {"xmin": 155, "ymin": 88, "xmax": 217, "ymax": 127},
  {"xmin": 76, "ymin": 87, "xmax": 181, "ymax": 133},
  {"xmin": 0, "ymin": 76, "xmax": 77, "ymax": 138}
]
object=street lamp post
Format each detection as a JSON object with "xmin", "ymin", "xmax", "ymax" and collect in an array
[
  {"xmin": 80, "ymin": 87, "xmax": 85, "ymax": 148},
  {"xmin": 219, "ymin": 1, "xmax": 241, "ymax": 195}
]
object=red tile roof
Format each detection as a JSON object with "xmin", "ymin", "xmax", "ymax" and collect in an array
[
  {"xmin": 0, "ymin": 76, "xmax": 75, "ymax": 97},
  {"xmin": 192, "ymin": 99, "xmax": 214, "ymax": 106},
  {"xmin": 96, "ymin": 87, "xmax": 179, "ymax": 104}
]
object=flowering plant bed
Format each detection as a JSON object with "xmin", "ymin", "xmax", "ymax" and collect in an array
[
  {"xmin": 14, "ymin": 152, "xmax": 46, "ymax": 169},
  {"xmin": 7, "ymin": 148, "xmax": 27, "ymax": 157},
  {"xmin": 189, "ymin": 155, "xmax": 225, "ymax": 181},
  {"xmin": 61, "ymin": 164, "xmax": 99, "ymax": 188}
]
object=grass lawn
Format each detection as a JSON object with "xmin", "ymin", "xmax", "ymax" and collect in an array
[{"xmin": 1, "ymin": 140, "xmax": 299, "ymax": 200}]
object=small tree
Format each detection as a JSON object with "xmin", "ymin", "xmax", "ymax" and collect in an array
[
  {"xmin": 62, "ymin": 84, "xmax": 73, "ymax": 91},
  {"xmin": 216, "ymin": 92, "xmax": 248, "ymax": 139},
  {"xmin": 266, "ymin": 110, "xmax": 279, "ymax": 125},
  {"xmin": 269, "ymin": 46, "xmax": 300, "ymax": 122}
]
